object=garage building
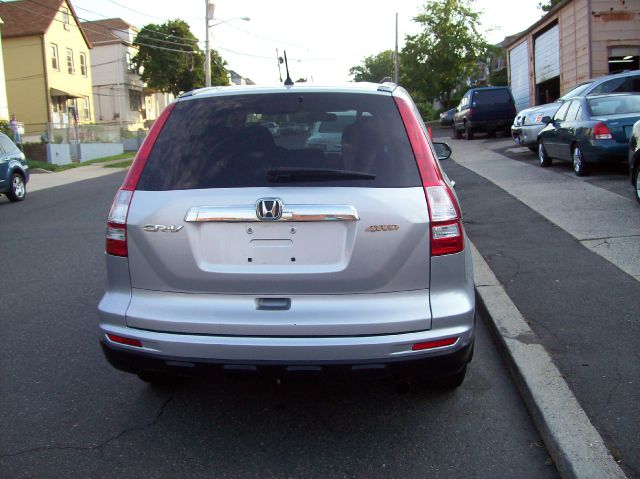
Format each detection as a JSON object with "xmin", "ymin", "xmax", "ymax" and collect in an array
[{"xmin": 505, "ymin": 0, "xmax": 640, "ymax": 110}]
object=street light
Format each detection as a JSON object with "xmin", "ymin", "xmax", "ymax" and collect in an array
[{"xmin": 204, "ymin": 1, "xmax": 250, "ymax": 87}]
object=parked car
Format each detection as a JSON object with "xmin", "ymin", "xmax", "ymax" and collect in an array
[
  {"xmin": 98, "ymin": 83, "xmax": 475, "ymax": 388},
  {"xmin": 0, "ymin": 133, "xmax": 29, "ymax": 202},
  {"xmin": 260, "ymin": 121, "xmax": 280, "ymax": 137},
  {"xmin": 452, "ymin": 87, "xmax": 516, "ymax": 140},
  {"xmin": 512, "ymin": 69, "xmax": 640, "ymax": 150},
  {"xmin": 439, "ymin": 108, "xmax": 456, "ymax": 126},
  {"xmin": 304, "ymin": 111, "xmax": 357, "ymax": 153},
  {"xmin": 629, "ymin": 119, "xmax": 640, "ymax": 204},
  {"xmin": 537, "ymin": 93, "xmax": 640, "ymax": 176}
]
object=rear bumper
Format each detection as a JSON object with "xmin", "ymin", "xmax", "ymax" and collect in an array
[
  {"xmin": 582, "ymin": 141, "xmax": 629, "ymax": 163},
  {"xmin": 468, "ymin": 119, "xmax": 513, "ymax": 132},
  {"xmin": 100, "ymin": 332, "xmax": 474, "ymax": 378}
]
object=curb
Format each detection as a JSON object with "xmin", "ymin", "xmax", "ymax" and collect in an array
[{"xmin": 470, "ymin": 242, "xmax": 626, "ymax": 479}]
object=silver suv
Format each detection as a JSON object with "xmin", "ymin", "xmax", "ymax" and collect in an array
[{"xmin": 98, "ymin": 83, "xmax": 475, "ymax": 387}]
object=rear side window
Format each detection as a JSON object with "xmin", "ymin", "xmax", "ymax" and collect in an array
[
  {"xmin": 473, "ymin": 89, "xmax": 512, "ymax": 106},
  {"xmin": 589, "ymin": 75, "xmax": 640, "ymax": 95},
  {"xmin": 137, "ymin": 93, "xmax": 421, "ymax": 190},
  {"xmin": 588, "ymin": 95, "xmax": 640, "ymax": 116}
]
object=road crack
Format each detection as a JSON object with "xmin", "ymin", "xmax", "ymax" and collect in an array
[{"xmin": 0, "ymin": 391, "xmax": 175, "ymax": 460}]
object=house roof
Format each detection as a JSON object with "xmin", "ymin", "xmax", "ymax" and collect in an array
[
  {"xmin": 81, "ymin": 18, "xmax": 135, "ymax": 45},
  {"xmin": 0, "ymin": 0, "xmax": 91, "ymax": 47},
  {"xmin": 503, "ymin": 0, "xmax": 573, "ymax": 49}
]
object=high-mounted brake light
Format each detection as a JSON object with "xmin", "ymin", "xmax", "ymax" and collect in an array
[
  {"xmin": 394, "ymin": 94, "xmax": 464, "ymax": 256},
  {"xmin": 593, "ymin": 122, "xmax": 613, "ymax": 140},
  {"xmin": 105, "ymin": 102, "xmax": 176, "ymax": 256}
]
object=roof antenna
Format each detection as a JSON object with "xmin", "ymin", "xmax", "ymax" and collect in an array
[{"xmin": 283, "ymin": 51, "xmax": 294, "ymax": 86}]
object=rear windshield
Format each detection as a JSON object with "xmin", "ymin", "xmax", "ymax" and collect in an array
[
  {"xmin": 473, "ymin": 89, "xmax": 512, "ymax": 105},
  {"xmin": 588, "ymin": 95, "xmax": 640, "ymax": 116},
  {"xmin": 137, "ymin": 93, "xmax": 421, "ymax": 190}
]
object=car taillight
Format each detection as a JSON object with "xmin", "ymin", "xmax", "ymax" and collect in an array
[
  {"xmin": 394, "ymin": 94, "xmax": 464, "ymax": 257},
  {"xmin": 593, "ymin": 122, "xmax": 613, "ymax": 140},
  {"xmin": 105, "ymin": 102, "xmax": 176, "ymax": 257}
]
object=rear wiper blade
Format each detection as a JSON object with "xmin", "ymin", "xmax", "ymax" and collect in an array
[{"xmin": 266, "ymin": 168, "xmax": 376, "ymax": 182}]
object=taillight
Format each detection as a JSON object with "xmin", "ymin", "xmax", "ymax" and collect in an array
[
  {"xmin": 106, "ymin": 190, "xmax": 133, "ymax": 256},
  {"xmin": 105, "ymin": 102, "xmax": 176, "ymax": 256},
  {"xmin": 593, "ymin": 122, "xmax": 613, "ymax": 140},
  {"xmin": 394, "ymin": 94, "xmax": 464, "ymax": 257}
]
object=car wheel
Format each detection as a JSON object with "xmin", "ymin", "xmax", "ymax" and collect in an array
[
  {"xmin": 572, "ymin": 145, "xmax": 589, "ymax": 177},
  {"xmin": 635, "ymin": 166, "xmax": 640, "ymax": 204},
  {"xmin": 7, "ymin": 172, "xmax": 26, "ymax": 202},
  {"xmin": 465, "ymin": 124, "xmax": 474, "ymax": 140},
  {"xmin": 452, "ymin": 125, "xmax": 462, "ymax": 140},
  {"xmin": 538, "ymin": 142, "xmax": 551, "ymax": 167}
]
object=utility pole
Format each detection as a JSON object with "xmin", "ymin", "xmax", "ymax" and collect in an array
[
  {"xmin": 394, "ymin": 12, "xmax": 399, "ymax": 84},
  {"xmin": 205, "ymin": 1, "xmax": 215, "ymax": 87}
]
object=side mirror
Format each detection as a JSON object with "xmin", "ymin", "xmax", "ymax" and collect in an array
[
  {"xmin": 433, "ymin": 142, "xmax": 452, "ymax": 161},
  {"xmin": 541, "ymin": 116, "xmax": 553, "ymax": 124}
]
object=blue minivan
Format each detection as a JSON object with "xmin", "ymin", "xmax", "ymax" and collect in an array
[{"xmin": 0, "ymin": 132, "xmax": 29, "ymax": 202}]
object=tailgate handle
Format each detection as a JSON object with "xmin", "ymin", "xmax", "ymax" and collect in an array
[{"xmin": 256, "ymin": 298, "xmax": 291, "ymax": 311}]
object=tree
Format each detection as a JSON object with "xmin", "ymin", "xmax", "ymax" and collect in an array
[
  {"xmin": 538, "ymin": 0, "xmax": 562, "ymax": 12},
  {"xmin": 132, "ymin": 20, "xmax": 228, "ymax": 96},
  {"xmin": 349, "ymin": 50, "xmax": 394, "ymax": 83},
  {"xmin": 400, "ymin": 0, "xmax": 488, "ymax": 110}
]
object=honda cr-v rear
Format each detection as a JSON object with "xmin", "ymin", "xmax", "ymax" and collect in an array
[{"xmin": 98, "ymin": 83, "xmax": 475, "ymax": 387}]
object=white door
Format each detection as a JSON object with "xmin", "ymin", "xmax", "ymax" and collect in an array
[
  {"xmin": 509, "ymin": 40, "xmax": 530, "ymax": 111},
  {"xmin": 534, "ymin": 25, "xmax": 560, "ymax": 84}
]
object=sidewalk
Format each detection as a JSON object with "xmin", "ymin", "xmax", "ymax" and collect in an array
[{"xmin": 28, "ymin": 161, "xmax": 129, "ymax": 193}]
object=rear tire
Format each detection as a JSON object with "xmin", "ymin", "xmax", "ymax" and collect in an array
[
  {"xmin": 538, "ymin": 142, "xmax": 551, "ymax": 167},
  {"xmin": 452, "ymin": 125, "xmax": 462, "ymax": 140},
  {"xmin": 465, "ymin": 124, "xmax": 474, "ymax": 140},
  {"xmin": 7, "ymin": 172, "xmax": 26, "ymax": 202},
  {"xmin": 634, "ymin": 166, "xmax": 640, "ymax": 204},
  {"xmin": 434, "ymin": 365, "xmax": 467, "ymax": 389},
  {"xmin": 572, "ymin": 145, "xmax": 589, "ymax": 177},
  {"xmin": 137, "ymin": 371, "xmax": 183, "ymax": 388}
]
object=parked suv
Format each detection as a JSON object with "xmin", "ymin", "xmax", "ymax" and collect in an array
[
  {"xmin": 98, "ymin": 83, "xmax": 475, "ymax": 388},
  {"xmin": 0, "ymin": 133, "xmax": 29, "ymax": 202},
  {"xmin": 452, "ymin": 86, "xmax": 516, "ymax": 140}
]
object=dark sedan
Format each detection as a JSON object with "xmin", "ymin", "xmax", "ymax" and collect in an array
[{"xmin": 537, "ymin": 93, "xmax": 640, "ymax": 176}]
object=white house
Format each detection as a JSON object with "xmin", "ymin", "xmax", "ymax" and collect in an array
[{"xmin": 81, "ymin": 18, "xmax": 173, "ymax": 131}]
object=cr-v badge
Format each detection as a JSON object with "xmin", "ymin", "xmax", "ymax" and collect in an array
[{"xmin": 143, "ymin": 225, "xmax": 184, "ymax": 232}]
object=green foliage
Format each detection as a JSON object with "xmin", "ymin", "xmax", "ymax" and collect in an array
[
  {"xmin": 538, "ymin": 0, "xmax": 562, "ymax": 12},
  {"xmin": 0, "ymin": 119, "xmax": 10, "ymax": 137},
  {"xmin": 400, "ymin": 0, "xmax": 488, "ymax": 110},
  {"xmin": 349, "ymin": 50, "xmax": 395, "ymax": 83},
  {"xmin": 132, "ymin": 20, "xmax": 228, "ymax": 96}
]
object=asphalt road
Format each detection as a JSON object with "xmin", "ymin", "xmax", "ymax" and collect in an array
[
  {"xmin": 0, "ymin": 172, "xmax": 557, "ymax": 478},
  {"xmin": 434, "ymin": 127, "xmax": 639, "ymax": 478}
]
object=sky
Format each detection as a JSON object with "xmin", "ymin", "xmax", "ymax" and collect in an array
[{"xmin": 72, "ymin": 0, "xmax": 545, "ymax": 84}]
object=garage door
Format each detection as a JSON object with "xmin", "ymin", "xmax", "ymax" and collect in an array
[
  {"xmin": 509, "ymin": 40, "xmax": 530, "ymax": 111},
  {"xmin": 534, "ymin": 25, "xmax": 560, "ymax": 84}
]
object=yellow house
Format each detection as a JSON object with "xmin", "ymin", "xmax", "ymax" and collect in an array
[{"xmin": 0, "ymin": 0, "xmax": 94, "ymax": 139}]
